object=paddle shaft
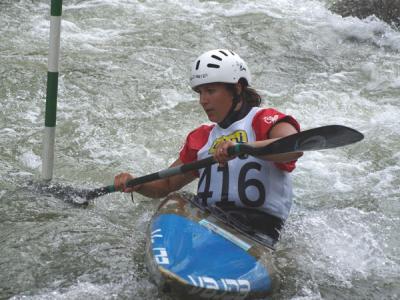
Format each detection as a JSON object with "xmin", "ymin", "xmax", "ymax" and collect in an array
[
  {"xmin": 85, "ymin": 156, "xmax": 216, "ymax": 200},
  {"xmin": 85, "ymin": 125, "xmax": 363, "ymax": 201}
]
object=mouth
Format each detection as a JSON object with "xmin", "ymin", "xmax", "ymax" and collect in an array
[{"xmin": 202, "ymin": 107, "xmax": 217, "ymax": 120}]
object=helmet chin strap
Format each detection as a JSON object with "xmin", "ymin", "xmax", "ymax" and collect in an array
[{"xmin": 218, "ymin": 94, "xmax": 251, "ymax": 129}]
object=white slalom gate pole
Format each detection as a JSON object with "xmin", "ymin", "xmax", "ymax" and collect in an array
[{"xmin": 42, "ymin": 0, "xmax": 62, "ymax": 180}]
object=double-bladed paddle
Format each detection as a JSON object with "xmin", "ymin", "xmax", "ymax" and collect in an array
[{"xmin": 34, "ymin": 125, "xmax": 363, "ymax": 205}]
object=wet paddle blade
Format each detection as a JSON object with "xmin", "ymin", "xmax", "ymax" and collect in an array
[
  {"xmin": 256, "ymin": 125, "xmax": 364, "ymax": 155},
  {"xmin": 30, "ymin": 181, "xmax": 90, "ymax": 206}
]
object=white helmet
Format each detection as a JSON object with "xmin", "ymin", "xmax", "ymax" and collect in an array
[{"xmin": 190, "ymin": 49, "xmax": 252, "ymax": 90}]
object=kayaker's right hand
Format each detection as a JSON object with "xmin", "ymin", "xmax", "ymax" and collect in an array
[{"xmin": 114, "ymin": 172, "xmax": 142, "ymax": 193}]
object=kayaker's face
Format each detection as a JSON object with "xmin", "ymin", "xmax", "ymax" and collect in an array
[{"xmin": 197, "ymin": 83, "xmax": 233, "ymax": 123}]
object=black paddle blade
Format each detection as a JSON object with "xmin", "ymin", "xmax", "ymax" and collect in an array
[
  {"xmin": 30, "ymin": 181, "xmax": 90, "ymax": 206},
  {"xmin": 262, "ymin": 125, "xmax": 364, "ymax": 155},
  {"xmin": 85, "ymin": 186, "xmax": 115, "ymax": 200},
  {"xmin": 31, "ymin": 182, "xmax": 115, "ymax": 203}
]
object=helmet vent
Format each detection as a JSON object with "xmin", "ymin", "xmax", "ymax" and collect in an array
[
  {"xmin": 229, "ymin": 50, "xmax": 235, "ymax": 55},
  {"xmin": 211, "ymin": 55, "xmax": 222, "ymax": 61},
  {"xmin": 219, "ymin": 50, "xmax": 228, "ymax": 56},
  {"xmin": 207, "ymin": 63, "xmax": 220, "ymax": 68},
  {"xmin": 195, "ymin": 60, "xmax": 200, "ymax": 70}
]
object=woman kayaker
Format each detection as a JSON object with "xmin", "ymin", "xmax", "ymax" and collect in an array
[{"xmin": 114, "ymin": 49, "xmax": 303, "ymax": 242}]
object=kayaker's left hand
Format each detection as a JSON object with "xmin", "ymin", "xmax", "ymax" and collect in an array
[{"xmin": 214, "ymin": 140, "xmax": 236, "ymax": 167}]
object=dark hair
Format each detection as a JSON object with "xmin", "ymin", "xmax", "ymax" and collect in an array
[{"xmin": 225, "ymin": 78, "xmax": 262, "ymax": 107}]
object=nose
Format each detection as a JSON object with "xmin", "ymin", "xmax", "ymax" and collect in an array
[{"xmin": 199, "ymin": 92, "xmax": 208, "ymax": 106}]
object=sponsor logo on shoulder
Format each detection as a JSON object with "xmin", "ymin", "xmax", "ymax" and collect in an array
[{"xmin": 263, "ymin": 115, "xmax": 279, "ymax": 124}]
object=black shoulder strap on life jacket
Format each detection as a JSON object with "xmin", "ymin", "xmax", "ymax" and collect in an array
[{"xmin": 218, "ymin": 96, "xmax": 252, "ymax": 129}]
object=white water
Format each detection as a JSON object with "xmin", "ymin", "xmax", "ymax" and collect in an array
[{"xmin": 1, "ymin": 0, "xmax": 399, "ymax": 299}]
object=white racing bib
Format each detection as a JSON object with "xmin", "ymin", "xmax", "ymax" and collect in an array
[{"xmin": 196, "ymin": 107, "xmax": 293, "ymax": 220}]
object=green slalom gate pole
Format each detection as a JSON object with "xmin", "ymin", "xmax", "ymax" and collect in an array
[{"xmin": 42, "ymin": 0, "xmax": 62, "ymax": 181}]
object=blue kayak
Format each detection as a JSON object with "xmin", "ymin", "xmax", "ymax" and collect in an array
[{"xmin": 145, "ymin": 193, "xmax": 277, "ymax": 299}]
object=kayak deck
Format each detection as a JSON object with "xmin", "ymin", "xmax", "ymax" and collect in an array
[{"xmin": 145, "ymin": 193, "xmax": 278, "ymax": 299}]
